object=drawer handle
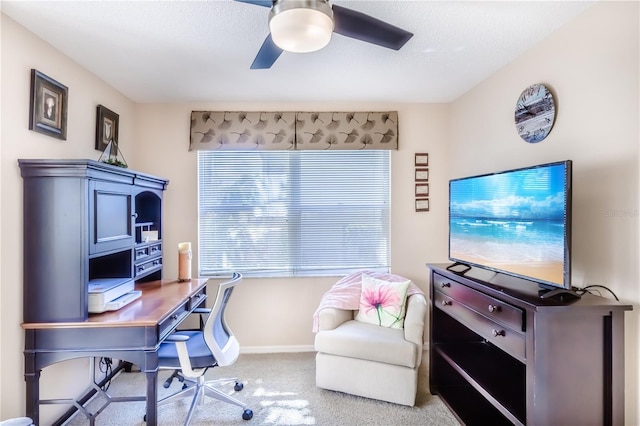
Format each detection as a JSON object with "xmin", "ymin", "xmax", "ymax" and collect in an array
[
  {"xmin": 440, "ymin": 282, "xmax": 451, "ymax": 288},
  {"xmin": 488, "ymin": 304, "xmax": 501, "ymax": 313},
  {"xmin": 441, "ymin": 300, "xmax": 452, "ymax": 307},
  {"xmin": 171, "ymin": 315, "xmax": 178, "ymax": 321},
  {"xmin": 492, "ymin": 329, "xmax": 506, "ymax": 337}
]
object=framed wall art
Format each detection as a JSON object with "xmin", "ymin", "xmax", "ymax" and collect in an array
[
  {"xmin": 29, "ymin": 69, "xmax": 68, "ymax": 140},
  {"xmin": 415, "ymin": 183, "xmax": 429, "ymax": 197},
  {"xmin": 415, "ymin": 168, "xmax": 429, "ymax": 182},
  {"xmin": 96, "ymin": 105, "xmax": 119, "ymax": 152},
  {"xmin": 415, "ymin": 153, "xmax": 429, "ymax": 167},
  {"xmin": 415, "ymin": 199, "xmax": 429, "ymax": 212}
]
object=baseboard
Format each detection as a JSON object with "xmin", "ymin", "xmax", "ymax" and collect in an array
[
  {"xmin": 240, "ymin": 345, "xmax": 315, "ymax": 354},
  {"xmin": 240, "ymin": 344, "xmax": 429, "ymax": 354}
]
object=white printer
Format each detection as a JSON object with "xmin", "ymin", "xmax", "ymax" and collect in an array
[{"xmin": 88, "ymin": 277, "xmax": 141, "ymax": 314}]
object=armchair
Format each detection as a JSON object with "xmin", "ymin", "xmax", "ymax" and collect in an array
[
  {"xmin": 313, "ymin": 272, "xmax": 427, "ymax": 406},
  {"xmin": 156, "ymin": 272, "xmax": 253, "ymax": 425}
]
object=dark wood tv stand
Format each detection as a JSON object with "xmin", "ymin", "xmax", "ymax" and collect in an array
[{"xmin": 427, "ymin": 264, "xmax": 632, "ymax": 425}]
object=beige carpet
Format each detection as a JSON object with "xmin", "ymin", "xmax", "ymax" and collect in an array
[{"xmin": 65, "ymin": 352, "xmax": 460, "ymax": 425}]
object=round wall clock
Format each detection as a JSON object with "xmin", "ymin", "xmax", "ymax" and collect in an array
[{"xmin": 514, "ymin": 83, "xmax": 556, "ymax": 143}]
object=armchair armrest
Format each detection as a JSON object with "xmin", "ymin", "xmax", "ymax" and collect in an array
[
  {"xmin": 317, "ymin": 307, "xmax": 353, "ymax": 331},
  {"xmin": 403, "ymin": 293, "xmax": 427, "ymax": 347}
]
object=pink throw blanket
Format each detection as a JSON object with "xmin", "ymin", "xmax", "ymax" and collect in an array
[{"xmin": 312, "ymin": 271, "xmax": 424, "ymax": 332}]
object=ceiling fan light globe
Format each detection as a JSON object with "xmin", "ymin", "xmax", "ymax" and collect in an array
[{"xmin": 269, "ymin": 6, "xmax": 334, "ymax": 53}]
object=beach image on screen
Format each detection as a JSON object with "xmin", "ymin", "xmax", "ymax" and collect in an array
[{"xmin": 449, "ymin": 163, "xmax": 567, "ymax": 287}]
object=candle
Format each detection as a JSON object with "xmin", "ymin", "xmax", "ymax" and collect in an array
[{"xmin": 178, "ymin": 242, "xmax": 192, "ymax": 282}]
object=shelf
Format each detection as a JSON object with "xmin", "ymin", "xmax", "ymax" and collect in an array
[
  {"xmin": 135, "ymin": 222, "xmax": 155, "ymax": 228},
  {"xmin": 436, "ymin": 383, "xmax": 515, "ymax": 426},
  {"xmin": 434, "ymin": 342, "xmax": 525, "ymax": 424},
  {"xmin": 429, "ymin": 265, "xmax": 631, "ymax": 425}
]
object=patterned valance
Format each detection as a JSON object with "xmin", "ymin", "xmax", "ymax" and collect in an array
[{"xmin": 189, "ymin": 111, "xmax": 398, "ymax": 151}]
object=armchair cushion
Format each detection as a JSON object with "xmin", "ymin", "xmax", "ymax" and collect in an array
[
  {"xmin": 312, "ymin": 270, "xmax": 424, "ymax": 333},
  {"xmin": 355, "ymin": 275, "xmax": 410, "ymax": 328},
  {"xmin": 315, "ymin": 320, "xmax": 418, "ymax": 368}
]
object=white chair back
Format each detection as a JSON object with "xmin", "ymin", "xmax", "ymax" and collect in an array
[{"xmin": 203, "ymin": 272, "xmax": 242, "ymax": 367}]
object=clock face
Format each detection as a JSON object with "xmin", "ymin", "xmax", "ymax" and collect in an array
[{"xmin": 515, "ymin": 84, "xmax": 556, "ymax": 143}]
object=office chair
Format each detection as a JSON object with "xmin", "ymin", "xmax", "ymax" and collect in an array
[{"xmin": 156, "ymin": 272, "xmax": 253, "ymax": 425}]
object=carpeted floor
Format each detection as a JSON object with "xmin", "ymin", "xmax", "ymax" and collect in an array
[{"xmin": 65, "ymin": 352, "xmax": 460, "ymax": 425}]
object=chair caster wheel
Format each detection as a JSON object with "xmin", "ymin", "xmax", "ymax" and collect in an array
[
  {"xmin": 242, "ymin": 409, "xmax": 253, "ymax": 420},
  {"xmin": 143, "ymin": 415, "xmax": 146, "ymax": 422},
  {"xmin": 234, "ymin": 382, "xmax": 244, "ymax": 391}
]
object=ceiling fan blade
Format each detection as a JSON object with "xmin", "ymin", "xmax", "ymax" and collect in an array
[
  {"xmin": 234, "ymin": 0, "xmax": 273, "ymax": 7},
  {"xmin": 250, "ymin": 34, "xmax": 284, "ymax": 69},
  {"xmin": 332, "ymin": 4, "xmax": 413, "ymax": 50}
]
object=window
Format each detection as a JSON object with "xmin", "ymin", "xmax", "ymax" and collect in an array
[{"xmin": 198, "ymin": 150, "xmax": 390, "ymax": 277}]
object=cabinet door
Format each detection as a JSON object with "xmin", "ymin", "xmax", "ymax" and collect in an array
[{"xmin": 89, "ymin": 180, "xmax": 134, "ymax": 254}]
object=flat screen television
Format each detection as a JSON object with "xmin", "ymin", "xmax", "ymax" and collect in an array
[{"xmin": 448, "ymin": 160, "xmax": 572, "ymax": 293}]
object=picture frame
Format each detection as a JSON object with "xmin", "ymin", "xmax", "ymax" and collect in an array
[
  {"xmin": 29, "ymin": 69, "xmax": 68, "ymax": 140},
  {"xmin": 415, "ymin": 168, "xmax": 429, "ymax": 182},
  {"xmin": 415, "ymin": 153, "xmax": 429, "ymax": 166},
  {"xmin": 96, "ymin": 105, "xmax": 119, "ymax": 152},
  {"xmin": 415, "ymin": 183, "xmax": 429, "ymax": 197},
  {"xmin": 415, "ymin": 198, "xmax": 430, "ymax": 212}
]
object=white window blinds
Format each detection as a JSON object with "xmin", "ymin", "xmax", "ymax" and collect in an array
[{"xmin": 198, "ymin": 150, "xmax": 390, "ymax": 277}]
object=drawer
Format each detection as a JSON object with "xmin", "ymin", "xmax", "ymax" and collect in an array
[
  {"xmin": 158, "ymin": 301, "xmax": 189, "ymax": 341},
  {"xmin": 149, "ymin": 242, "xmax": 162, "ymax": 257},
  {"xmin": 188, "ymin": 289, "xmax": 207, "ymax": 310},
  {"xmin": 135, "ymin": 257, "xmax": 162, "ymax": 277},
  {"xmin": 435, "ymin": 291, "xmax": 526, "ymax": 362},
  {"xmin": 135, "ymin": 242, "xmax": 162, "ymax": 261},
  {"xmin": 135, "ymin": 246, "xmax": 149, "ymax": 260},
  {"xmin": 433, "ymin": 274, "xmax": 524, "ymax": 332}
]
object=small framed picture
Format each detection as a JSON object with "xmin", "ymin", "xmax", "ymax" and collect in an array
[
  {"xmin": 415, "ymin": 183, "xmax": 429, "ymax": 197},
  {"xmin": 96, "ymin": 105, "xmax": 119, "ymax": 152},
  {"xmin": 415, "ymin": 198, "xmax": 430, "ymax": 212},
  {"xmin": 29, "ymin": 69, "xmax": 68, "ymax": 140},
  {"xmin": 415, "ymin": 153, "xmax": 429, "ymax": 166},
  {"xmin": 415, "ymin": 168, "xmax": 429, "ymax": 182}
]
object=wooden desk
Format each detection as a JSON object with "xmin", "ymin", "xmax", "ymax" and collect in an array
[{"xmin": 22, "ymin": 278, "xmax": 209, "ymax": 426}]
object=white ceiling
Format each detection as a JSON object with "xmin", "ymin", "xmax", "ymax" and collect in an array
[{"xmin": 1, "ymin": 0, "xmax": 595, "ymax": 104}]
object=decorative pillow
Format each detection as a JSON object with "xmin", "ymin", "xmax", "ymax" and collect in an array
[{"xmin": 355, "ymin": 274, "xmax": 411, "ymax": 329}]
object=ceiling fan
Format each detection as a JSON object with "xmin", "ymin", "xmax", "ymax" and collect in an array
[{"xmin": 235, "ymin": 0, "xmax": 414, "ymax": 69}]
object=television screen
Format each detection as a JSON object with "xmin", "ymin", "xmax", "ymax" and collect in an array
[{"xmin": 449, "ymin": 160, "xmax": 572, "ymax": 289}]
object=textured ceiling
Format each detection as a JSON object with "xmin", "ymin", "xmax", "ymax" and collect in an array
[{"xmin": 1, "ymin": 0, "xmax": 595, "ymax": 103}]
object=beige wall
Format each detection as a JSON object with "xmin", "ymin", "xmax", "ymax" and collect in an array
[
  {"xmin": 449, "ymin": 1, "xmax": 639, "ymax": 423},
  {"xmin": 132, "ymin": 102, "xmax": 449, "ymax": 351},
  {"xmin": 0, "ymin": 13, "xmax": 448, "ymax": 421},
  {"xmin": 1, "ymin": 1, "xmax": 639, "ymax": 424},
  {"xmin": 0, "ymin": 14, "xmax": 138, "ymax": 421}
]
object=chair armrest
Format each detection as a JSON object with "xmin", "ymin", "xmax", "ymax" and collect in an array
[
  {"xmin": 165, "ymin": 334, "xmax": 190, "ymax": 342},
  {"xmin": 403, "ymin": 293, "xmax": 427, "ymax": 347},
  {"xmin": 189, "ymin": 307, "xmax": 211, "ymax": 330},
  {"xmin": 163, "ymin": 333, "xmax": 204, "ymax": 378},
  {"xmin": 317, "ymin": 307, "xmax": 353, "ymax": 331}
]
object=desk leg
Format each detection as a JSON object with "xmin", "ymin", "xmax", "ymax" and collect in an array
[
  {"xmin": 145, "ymin": 370, "xmax": 158, "ymax": 425},
  {"xmin": 25, "ymin": 370, "xmax": 40, "ymax": 425},
  {"xmin": 24, "ymin": 351, "xmax": 40, "ymax": 425}
]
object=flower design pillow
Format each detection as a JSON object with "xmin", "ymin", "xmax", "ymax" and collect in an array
[{"xmin": 355, "ymin": 274, "xmax": 411, "ymax": 329}]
